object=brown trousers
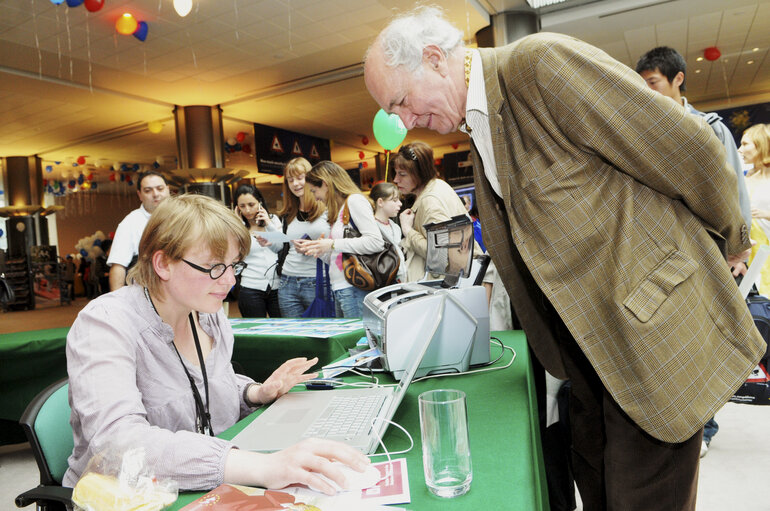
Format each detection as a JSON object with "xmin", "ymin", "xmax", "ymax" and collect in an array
[{"xmin": 547, "ymin": 305, "xmax": 702, "ymax": 511}]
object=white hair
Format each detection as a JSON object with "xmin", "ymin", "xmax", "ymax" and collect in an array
[{"xmin": 371, "ymin": 5, "xmax": 464, "ymax": 72}]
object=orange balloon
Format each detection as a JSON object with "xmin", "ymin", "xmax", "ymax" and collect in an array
[{"xmin": 116, "ymin": 13, "xmax": 138, "ymax": 35}]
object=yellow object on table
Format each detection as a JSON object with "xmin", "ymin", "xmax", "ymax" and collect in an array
[{"xmin": 72, "ymin": 472, "xmax": 177, "ymax": 511}]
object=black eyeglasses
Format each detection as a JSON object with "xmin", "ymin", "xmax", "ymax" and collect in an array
[{"xmin": 182, "ymin": 259, "xmax": 247, "ymax": 280}]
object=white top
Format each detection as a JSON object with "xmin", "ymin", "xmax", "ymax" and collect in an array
[
  {"xmin": 746, "ymin": 173, "xmax": 770, "ymax": 241},
  {"xmin": 241, "ymin": 215, "xmax": 282, "ymax": 291},
  {"xmin": 328, "ymin": 194, "xmax": 385, "ymax": 291},
  {"xmin": 64, "ymin": 285, "xmax": 256, "ymax": 490},
  {"xmin": 463, "ymin": 49, "xmax": 502, "ymax": 198},
  {"xmin": 376, "ymin": 219, "xmax": 407, "ymax": 283},
  {"xmin": 268, "ymin": 211, "xmax": 330, "ymax": 277},
  {"xmin": 106, "ymin": 205, "xmax": 151, "ymax": 267}
]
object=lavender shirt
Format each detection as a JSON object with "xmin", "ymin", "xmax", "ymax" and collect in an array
[{"xmin": 63, "ymin": 285, "xmax": 257, "ymax": 490}]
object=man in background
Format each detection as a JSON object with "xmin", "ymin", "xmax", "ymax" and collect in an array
[
  {"xmin": 107, "ymin": 171, "xmax": 169, "ymax": 290},
  {"xmin": 636, "ymin": 46, "xmax": 750, "ymax": 457}
]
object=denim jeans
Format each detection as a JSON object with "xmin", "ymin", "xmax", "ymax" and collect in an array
[
  {"xmin": 333, "ymin": 286, "xmax": 369, "ymax": 318},
  {"xmin": 238, "ymin": 286, "xmax": 281, "ymax": 318},
  {"xmin": 703, "ymin": 417, "xmax": 719, "ymax": 444},
  {"xmin": 278, "ymin": 275, "xmax": 317, "ymax": 317}
]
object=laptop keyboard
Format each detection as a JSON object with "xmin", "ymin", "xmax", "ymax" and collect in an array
[{"xmin": 303, "ymin": 394, "xmax": 387, "ymax": 439}]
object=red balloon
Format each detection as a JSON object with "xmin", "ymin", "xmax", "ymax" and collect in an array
[
  {"xmin": 76, "ymin": 156, "xmax": 86, "ymax": 165},
  {"xmin": 83, "ymin": 0, "xmax": 104, "ymax": 12},
  {"xmin": 358, "ymin": 151, "xmax": 365, "ymax": 160},
  {"xmin": 42, "ymin": 179, "xmax": 48, "ymax": 186},
  {"xmin": 236, "ymin": 131, "xmax": 246, "ymax": 142},
  {"xmin": 362, "ymin": 136, "xmax": 369, "ymax": 145},
  {"xmin": 451, "ymin": 143, "xmax": 459, "ymax": 150},
  {"xmin": 109, "ymin": 173, "xmax": 116, "ymax": 182},
  {"xmin": 86, "ymin": 173, "xmax": 94, "ymax": 181},
  {"xmin": 704, "ymin": 46, "xmax": 721, "ymax": 61},
  {"xmin": 362, "ymin": 162, "xmax": 369, "ymax": 168},
  {"xmin": 109, "ymin": 231, "xmax": 115, "ymax": 239},
  {"xmin": 241, "ymin": 143, "xmax": 251, "ymax": 153}
]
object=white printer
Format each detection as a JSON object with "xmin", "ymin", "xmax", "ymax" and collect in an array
[{"xmin": 362, "ymin": 215, "xmax": 491, "ymax": 379}]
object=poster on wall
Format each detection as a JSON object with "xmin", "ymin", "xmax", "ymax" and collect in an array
[
  {"xmin": 713, "ymin": 101, "xmax": 770, "ymax": 146},
  {"xmin": 253, "ymin": 123, "xmax": 331, "ymax": 175}
]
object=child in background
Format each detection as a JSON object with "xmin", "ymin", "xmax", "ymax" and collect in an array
[{"xmin": 370, "ymin": 182, "xmax": 407, "ymax": 284}]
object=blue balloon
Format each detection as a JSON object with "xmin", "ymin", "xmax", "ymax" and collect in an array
[
  {"xmin": 120, "ymin": 164, "xmax": 129, "ymax": 172},
  {"xmin": 152, "ymin": 161, "xmax": 160, "ymax": 169},
  {"xmin": 54, "ymin": 161, "xmax": 61, "ymax": 165},
  {"xmin": 80, "ymin": 249, "xmax": 88, "ymax": 257},
  {"xmin": 45, "ymin": 165, "xmax": 53, "ymax": 173},
  {"xmin": 133, "ymin": 21, "xmax": 149, "ymax": 42},
  {"xmin": 91, "ymin": 182, "xmax": 98, "ymax": 190},
  {"xmin": 93, "ymin": 239, "xmax": 102, "ymax": 247},
  {"xmin": 132, "ymin": 163, "xmax": 140, "ymax": 171},
  {"xmin": 72, "ymin": 162, "xmax": 79, "ymax": 167},
  {"xmin": 50, "ymin": 0, "xmax": 65, "ymax": 4},
  {"xmin": 77, "ymin": 174, "xmax": 85, "ymax": 185},
  {"xmin": 65, "ymin": 0, "xmax": 83, "ymax": 6}
]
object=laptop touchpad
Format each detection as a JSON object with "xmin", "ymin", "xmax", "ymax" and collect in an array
[{"xmin": 279, "ymin": 409, "xmax": 310, "ymax": 422}]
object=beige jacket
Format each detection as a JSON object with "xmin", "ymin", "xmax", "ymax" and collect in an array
[
  {"xmin": 472, "ymin": 33, "xmax": 765, "ymax": 443},
  {"xmin": 401, "ymin": 178, "xmax": 470, "ymax": 282}
]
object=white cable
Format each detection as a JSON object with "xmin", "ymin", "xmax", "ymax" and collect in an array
[
  {"xmin": 368, "ymin": 417, "xmax": 414, "ymax": 463},
  {"xmin": 412, "ymin": 340, "xmax": 516, "ymax": 383}
]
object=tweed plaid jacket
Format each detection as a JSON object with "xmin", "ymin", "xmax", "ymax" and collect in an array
[{"xmin": 471, "ymin": 33, "xmax": 766, "ymax": 443}]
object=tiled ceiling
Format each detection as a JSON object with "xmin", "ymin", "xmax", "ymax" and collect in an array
[{"xmin": 1, "ymin": 0, "xmax": 769, "ymax": 186}]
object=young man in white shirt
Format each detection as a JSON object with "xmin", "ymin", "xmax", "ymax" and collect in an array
[{"xmin": 107, "ymin": 171, "xmax": 170, "ymax": 290}]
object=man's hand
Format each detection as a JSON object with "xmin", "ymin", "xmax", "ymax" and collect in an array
[{"xmin": 727, "ymin": 247, "xmax": 752, "ymax": 277}]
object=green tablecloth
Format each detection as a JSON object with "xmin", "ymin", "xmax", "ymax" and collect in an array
[
  {"xmin": 169, "ymin": 330, "xmax": 549, "ymax": 510},
  {"xmin": 0, "ymin": 328, "xmax": 70, "ymax": 444},
  {"xmin": 230, "ymin": 319, "xmax": 365, "ymax": 382},
  {"xmin": 0, "ymin": 320, "xmax": 363, "ymax": 445}
]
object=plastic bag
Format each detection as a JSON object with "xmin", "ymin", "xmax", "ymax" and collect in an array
[{"xmin": 72, "ymin": 446, "xmax": 178, "ymax": 511}]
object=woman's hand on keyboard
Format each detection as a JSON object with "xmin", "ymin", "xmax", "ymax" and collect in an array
[
  {"xmin": 224, "ymin": 438, "xmax": 370, "ymax": 495},
  {"xmin": 255, "ymin": 357, "xmax": 319, "ymax": 404}
]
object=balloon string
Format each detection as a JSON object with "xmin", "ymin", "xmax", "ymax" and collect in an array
[{"xmin": 385, "ymin": 151, "xmax": 390, "ymax": 182}]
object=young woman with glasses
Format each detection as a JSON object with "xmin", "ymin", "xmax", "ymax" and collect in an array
[{"xmin": 64, "ymin": 194, "xmax": 369, "ymax": 493}]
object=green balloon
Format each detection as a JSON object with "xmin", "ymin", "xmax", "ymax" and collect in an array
[{"xmin": 372, "ymin": 109, "xmax": 407, "ymax": 151}]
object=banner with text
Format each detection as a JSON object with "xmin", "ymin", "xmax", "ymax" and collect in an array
[{"xmin": 253, "ymin": 123, "xmax": 331, "ymax": 175}]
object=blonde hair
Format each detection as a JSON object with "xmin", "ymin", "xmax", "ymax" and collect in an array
[
  {"xmin": 127, "ymin": 194, "xmax": 250, "ymax": 297},
  {"xmin": 306, "ymin": 161, "xmax": 372, "ymax": 226},
  {"xmin": 276, "ymin": 157, "xmax": 325, "ymax": 223},
  {"xmin": 743, "ymin": 124, "xmax": 770, "ymax": 169}
]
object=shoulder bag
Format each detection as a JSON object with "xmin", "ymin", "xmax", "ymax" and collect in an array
[{"xmin": 341, "ymin": 199, "xmax": 400, "ymax": 292}]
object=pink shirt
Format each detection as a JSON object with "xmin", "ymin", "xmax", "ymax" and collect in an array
[{"xmin": 64, "ymin": 285, "xmax": 256, "ymax": 490}]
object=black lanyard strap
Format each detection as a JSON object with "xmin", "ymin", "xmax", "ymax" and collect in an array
[{"xmin": 171, "ymin": 313, "xmax": 214, "ymax": 436}]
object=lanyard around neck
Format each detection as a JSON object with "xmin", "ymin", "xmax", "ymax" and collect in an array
[{"xmin": 144, "ymin": 288, "xmax": 213, "ymax": 436}]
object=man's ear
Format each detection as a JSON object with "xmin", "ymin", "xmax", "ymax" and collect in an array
[
  {"xmin": 672, "ymin": 71, "xmax": 685, "ymax": 89},
  {"xmin": 152, "ymin": 250, "xmax": 171, "ymax": 281},
  {"xmin": 422, "ymin": 45, "xmax": 446, "ymax": 73}
]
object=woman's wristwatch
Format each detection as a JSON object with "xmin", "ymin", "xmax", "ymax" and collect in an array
[{"xmin": 243, "ymin": 382, "xmax": 262, "ymax": 407}]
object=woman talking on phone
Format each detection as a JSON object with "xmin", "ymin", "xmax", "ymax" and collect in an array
[{"xmin": 234, "ymin": 184, "xmax": 282, "ymax": 318}]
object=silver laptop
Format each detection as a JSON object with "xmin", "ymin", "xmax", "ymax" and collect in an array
[{"xmin": 230, "ymin": 302, "xmax": 446, "ymax": 454}]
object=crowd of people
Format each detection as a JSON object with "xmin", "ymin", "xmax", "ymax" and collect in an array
[{"xmin": 61, "ymin": 5, "xmax": 769, "ymax": 509}]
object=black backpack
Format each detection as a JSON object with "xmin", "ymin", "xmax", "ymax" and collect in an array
[{"xmin": 730, "ymin": 288, "xmax": 770, "ymax": 405}]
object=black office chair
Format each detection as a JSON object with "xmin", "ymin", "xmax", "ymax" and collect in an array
[{"xmin": 15, "ymin": 378, "xmax": 74, "ymax": 510}]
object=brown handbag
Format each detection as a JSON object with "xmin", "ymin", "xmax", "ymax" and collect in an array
[{"xmin": 341, "ymin": 200, "xmax": 400, "ymax": 292}]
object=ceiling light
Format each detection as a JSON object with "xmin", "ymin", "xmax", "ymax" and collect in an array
[
  {"xmin": 753, "ymin": 47, "xmax": 759, "ymax": 52},
  {"xmin": 748, "ymin": 60, "xmax": 755, "ymax": 65},
  {"xmin": 525, "ymin": 0, "xmax": 567, "ymax": 8},
  {"xmin": 173, "ymin": 0, "xmax": 192, "ymax": 17},
  {"xmin": 696, "ymin": 56, "xmax": 703, "ymax": 62},
  {"xmin": 695, "ymin": 69, "xmax": 701, "ymax": 74}
]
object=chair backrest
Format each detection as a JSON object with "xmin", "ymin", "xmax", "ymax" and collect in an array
[{"xmin": 19, "ymin": 379, "xmax": 73, "ymax": 486}]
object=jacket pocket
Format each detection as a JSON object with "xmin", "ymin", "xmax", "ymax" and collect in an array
[{"xmin": 623, "ymin": 250, "xmax": 699, "ymax": 323}]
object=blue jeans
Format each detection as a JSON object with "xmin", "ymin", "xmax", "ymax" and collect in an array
[
  {"xmin": 334, "ymin": 286, "xmax": 369, "ymax": 318},
  {"xmin": 238, "ymin": 286, "xmax": 281, "ymax": 318},
  {"xmin": 278, "ymin": 275, "xmax": 317, "ymax": 317},
  {"xmin": 703, "ymin": 417, "xmax": 719, "ymax": 444}
]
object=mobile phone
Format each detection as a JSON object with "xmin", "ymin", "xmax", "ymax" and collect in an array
[{"xmin": 300, "ymin": 234, "xmax": 311, "ymax": 240}]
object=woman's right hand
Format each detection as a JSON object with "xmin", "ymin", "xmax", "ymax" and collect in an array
[
  {"xmin": 255, "ymin": 235, "xmax": 272, "ymax": 247},
  {"xmin": 399, "ymin": 208, "xmax": 415, "ymax": 234},
  {"xmin": 224, "ymin": 438, "xmax": 371, "ymax": 495}
]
